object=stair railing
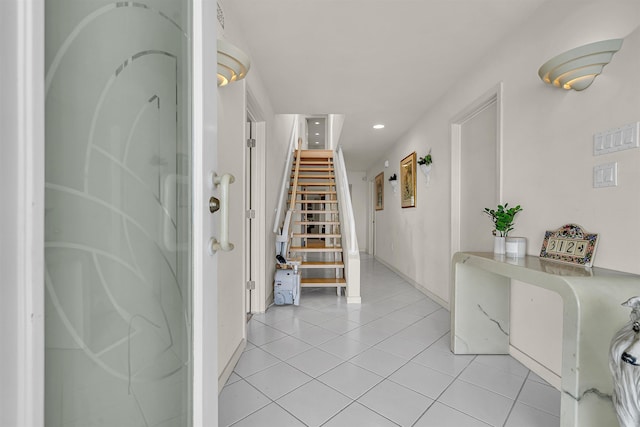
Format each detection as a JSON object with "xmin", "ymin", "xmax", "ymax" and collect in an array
[
  {"xmin": 273, "ymin": 116, "xmax": 302, "ymax": 258},
  {"xmin": 334, "ymin": 146, "xmax": 361, "ymax": 303},
  {"xmin": 334, "ymin": 146, "xmax": 358, "ymax": 255},
  {"xmin": 273, "ymin": 116, "xmax": 299, "ymax": 234},
  {"xmin": 289, "ymin": 138, "xmax": 302, "ymax": 211}
]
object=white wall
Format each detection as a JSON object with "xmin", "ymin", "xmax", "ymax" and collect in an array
[
  {"xmin": 347, "ymin": 171, "xmax": 368, "ymax": 251},
  {"xmin": 222, "ymin": 1, "xmax": 295, "ymax": 311},
  {"xmin": 367, "ymin": 1, "xmax": 640, "ymax": 304},
  {"xmin": 215, "ymin": 1, "xmax": 281, "ymax": 384}
]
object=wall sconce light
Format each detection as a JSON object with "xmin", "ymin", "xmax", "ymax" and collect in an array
[
  {"xmin": 538, "ymin": 39, "xmax": 623, "ymax": 91},
  {"xmin": 217, "ymin": 38, "xmax": 251, "ymax": 87}
]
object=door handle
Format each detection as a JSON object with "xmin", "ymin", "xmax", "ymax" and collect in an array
[{"xmin": 208, "ymin": 173, "xmax": 235, "ymax": 254}]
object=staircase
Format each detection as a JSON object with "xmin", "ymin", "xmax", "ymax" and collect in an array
[{"xmin": 286, "ymin": 149, "xmax": 346, "ymax": 294}]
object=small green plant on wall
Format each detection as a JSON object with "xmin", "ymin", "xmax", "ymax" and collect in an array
[
  {"xmin": 483, "ymin": 203, "xmax": 523, "ymax": 237},
  {"xmin": 417, "ymin": 151, "xmax": 432, "ymax": 166}
]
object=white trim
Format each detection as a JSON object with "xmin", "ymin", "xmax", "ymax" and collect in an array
[
  {"xmin": 367, "ymin": 180, "xmax": 375, "ymax": 256},
  {"xmin": 2, "ymin": 0, "xmax": 46, "ymax": 424},
  {"xmin": 450, "ymin": 83, "xmax": 503, "ymax": 257},
  {"xmin": 252, "ymin": 122, "xmax": 268, "ymax": 312},
  {"xmin": 192, "ymin": 0, "xmax": 218, "ymax": 424},
  {"xmin": 218, "ymin": 339, "xmax": 246, "ymax": 391}
]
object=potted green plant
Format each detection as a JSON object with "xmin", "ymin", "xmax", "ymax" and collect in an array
[
  {"xmin": 417, "ymin": 150, "xmax": 433, "ymax": 183},
  {"xmin": 417, "ymin": 151, "xmax": 432, "ymax": 167},
  {"xmin": 483, "ymin": 203, "xmax": 523, "ymax": 254}
]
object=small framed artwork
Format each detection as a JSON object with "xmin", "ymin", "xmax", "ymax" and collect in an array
[
  {"xmin": 400, "ymin": 152, "xmax": 416, "ymax": 208},
  {"xmin": 539, "ymin": 223, "xmax": 599, "ymax": 267},
  {"xmin": 375, "ymin": 172, "xmax": 384, "ymax": 211}
]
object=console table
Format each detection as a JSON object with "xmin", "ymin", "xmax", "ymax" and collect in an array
[{"xmin": 451, "ymin": 252, "xmax": 640, "ymax": 427}]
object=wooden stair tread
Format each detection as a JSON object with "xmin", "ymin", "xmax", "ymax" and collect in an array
[
  {"xmin": 290, "ymin": 182, "xmax": 335, "ymax": 186},
  {"xmin": 300, "ymin": 277, "xmax": 346, "ymax": 286},
  {"xmin": 289, "ymin": 190, "xmax": 337, "ymax": 194},
  {"xmin": 299, "ymin": 261, "xmax": 344, "ymax": 268},
  {"xmin": 291, "ymin": 174, "xmax": 335, "ymax": 179},
  {"xmin": 296, "ymin": 160, "xmax": 333, "ymax": 165},
  {"xmin": 289, "ymin": 246, "xmax": 342, "ymax": 252},
  {"xmin": 297, "ymin": 210, "xmax": 339, "ymax": 214},
  {"xmin": 293, "ymin": 168, "xmax": 335, "ymax": 172},
  {"xmin": 291, "ymin": 200, "xmax": 339, "ymax": 204},
  {"xmin": 295, "ymin": 221, "xmax": 340, "ymax": 225},
  {"xmin": 293, "ymin": 233, "xmax": 341, "ymax": 238},
  {"xmin": 295, "ymin": 150, "xmax": 334, "ymax": 158}
]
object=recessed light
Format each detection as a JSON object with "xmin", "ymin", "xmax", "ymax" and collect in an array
[
  {"xmin": 373, "ymin": 124, "xmax": 385, "ymax": 129},
  {"xmin": 315, "ymin": 141, "xmax": 320, "ymax": 144},
  {"xmin": 315, "ymin": 121, "xmax": 320, "ymax": 125},
  {"xmin": 315, "ymin": 133, "xmax": 320, "ymax": 136}
]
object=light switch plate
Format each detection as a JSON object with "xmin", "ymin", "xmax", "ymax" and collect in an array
[
  {"xmin": 593, "ymin": 162, "xmax": 617, "ymax": 188},
  {"xmin": 594, "ymin": 122, "xmax": 640, "ymax": 155}
]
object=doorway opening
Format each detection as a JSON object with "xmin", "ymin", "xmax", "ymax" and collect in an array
[{"xmin": 451, "ymin": 83, "xmax": 503, "ymax": 255}]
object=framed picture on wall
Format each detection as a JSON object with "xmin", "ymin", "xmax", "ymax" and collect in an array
[
  {"xmin": 401, "ymin": 152, "xmax": 416, "ymax": 208},
  {"xmin": 375, "ymin": 172, "xmax": 384, "ymax": 210}
]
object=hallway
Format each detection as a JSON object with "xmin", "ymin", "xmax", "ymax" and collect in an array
[{"xmin": 219, "ymin": 254, "xmax": 560, "ymax": 426}]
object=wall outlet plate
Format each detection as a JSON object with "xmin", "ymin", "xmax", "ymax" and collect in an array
[
  {"xmin": 593, "ymin": 162, "xmax": 617, "ymax": 188},
  {"xmin": 594, "ymin": 122, "xmax": 640, "ymax": 155}
]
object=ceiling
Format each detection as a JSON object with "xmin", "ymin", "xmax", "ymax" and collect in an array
[{"xmin": 225, "ymin": 0, "xmax": 549, "ymax": 171}]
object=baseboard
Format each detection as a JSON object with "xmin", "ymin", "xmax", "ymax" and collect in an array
[
  {"xmin": 218, "ymin": 338, "xmax": 246, "ymax": 393},
  {"xmin": 374, "ymin": 256, "xmax": 449, "ymax": 310},
  {"xmin": 510, "ymin": 345, "xmax": 561, "ymax": 390}
]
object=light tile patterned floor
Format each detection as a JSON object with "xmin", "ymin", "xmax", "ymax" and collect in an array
[{"xmin": 219, "ymin": 253, "xmax": 560, "ymax": 426}]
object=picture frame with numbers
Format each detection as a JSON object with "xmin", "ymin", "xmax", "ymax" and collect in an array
[{"xmin": 539, "ymin": 224, "xmax": 599, "ymax": 267}]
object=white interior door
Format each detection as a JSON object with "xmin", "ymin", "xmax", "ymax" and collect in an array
[
  {"xmin": 42, "ymin": 0, "xmax": 218, "ymax": 425},
  {"xmin": 1, "ymin": 0, "xmax": 217, "ymax": 424}
]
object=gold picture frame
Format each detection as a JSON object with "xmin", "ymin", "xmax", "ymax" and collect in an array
[
  {"xmin": 400, "ymin": 152, "xmax": 416, "ymax": 208},
  {"xmin": 375, "ymin": 172, "xmax": 384, "ymax": 210}
]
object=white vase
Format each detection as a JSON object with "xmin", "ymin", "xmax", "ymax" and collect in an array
[
  {"xmin": 419, "ymin": 163, "xmax": 432, "ymax": 184},
  {"xmin": 494, "ymin": 236, "xmax": 506, "ymax": 255}
]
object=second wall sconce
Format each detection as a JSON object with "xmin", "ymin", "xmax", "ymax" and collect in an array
[
  {"xmin": 538, "ymin": 38, "xmax": 623, "ymax": 91},
  {"xmin": 218, "ymin": 38, "xmax": 251, "ymax": 87}
]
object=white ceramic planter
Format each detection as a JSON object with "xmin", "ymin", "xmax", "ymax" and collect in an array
[
  {"xmin": 494, "ymin": 236, "xmax": 506, "ymax": 255},
  {"xmin": 419, "ymin": 163, "xmax": 432, "ymax": 184},
  {"xmin": 506, "ymin": 236, "xmax": 527, "ymax": 257}
]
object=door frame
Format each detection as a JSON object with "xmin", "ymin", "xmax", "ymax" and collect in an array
[
  {"xmin": 368, "ymin": 179, "xmax": 375, "ymax": 256},
  {"xmin": 1, "ymin": 0, "xmax": 45, "ymax": 425},
  {"xmin": 246, "ymin": 90, "xmax": 268, "ymax": 313},
  {"xmin": 192, "ymin": 0, "xmax": 219, "ymax": 424},
  {"xmin": 450, "ymin": 83, "xmax": 503, "ymax": 257},
  {"xmin": 3, "ymin": 0, "xmax": 219, "ymax": 424}
]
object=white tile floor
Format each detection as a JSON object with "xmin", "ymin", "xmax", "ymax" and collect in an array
[{"xmin": 219, "ymin": 254, "xmax": 561, "ymax": 427}]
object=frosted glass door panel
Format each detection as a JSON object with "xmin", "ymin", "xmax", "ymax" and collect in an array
[{"xmin": 44, "ymin": 1, "xmax": 192, "ymax": 426}]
